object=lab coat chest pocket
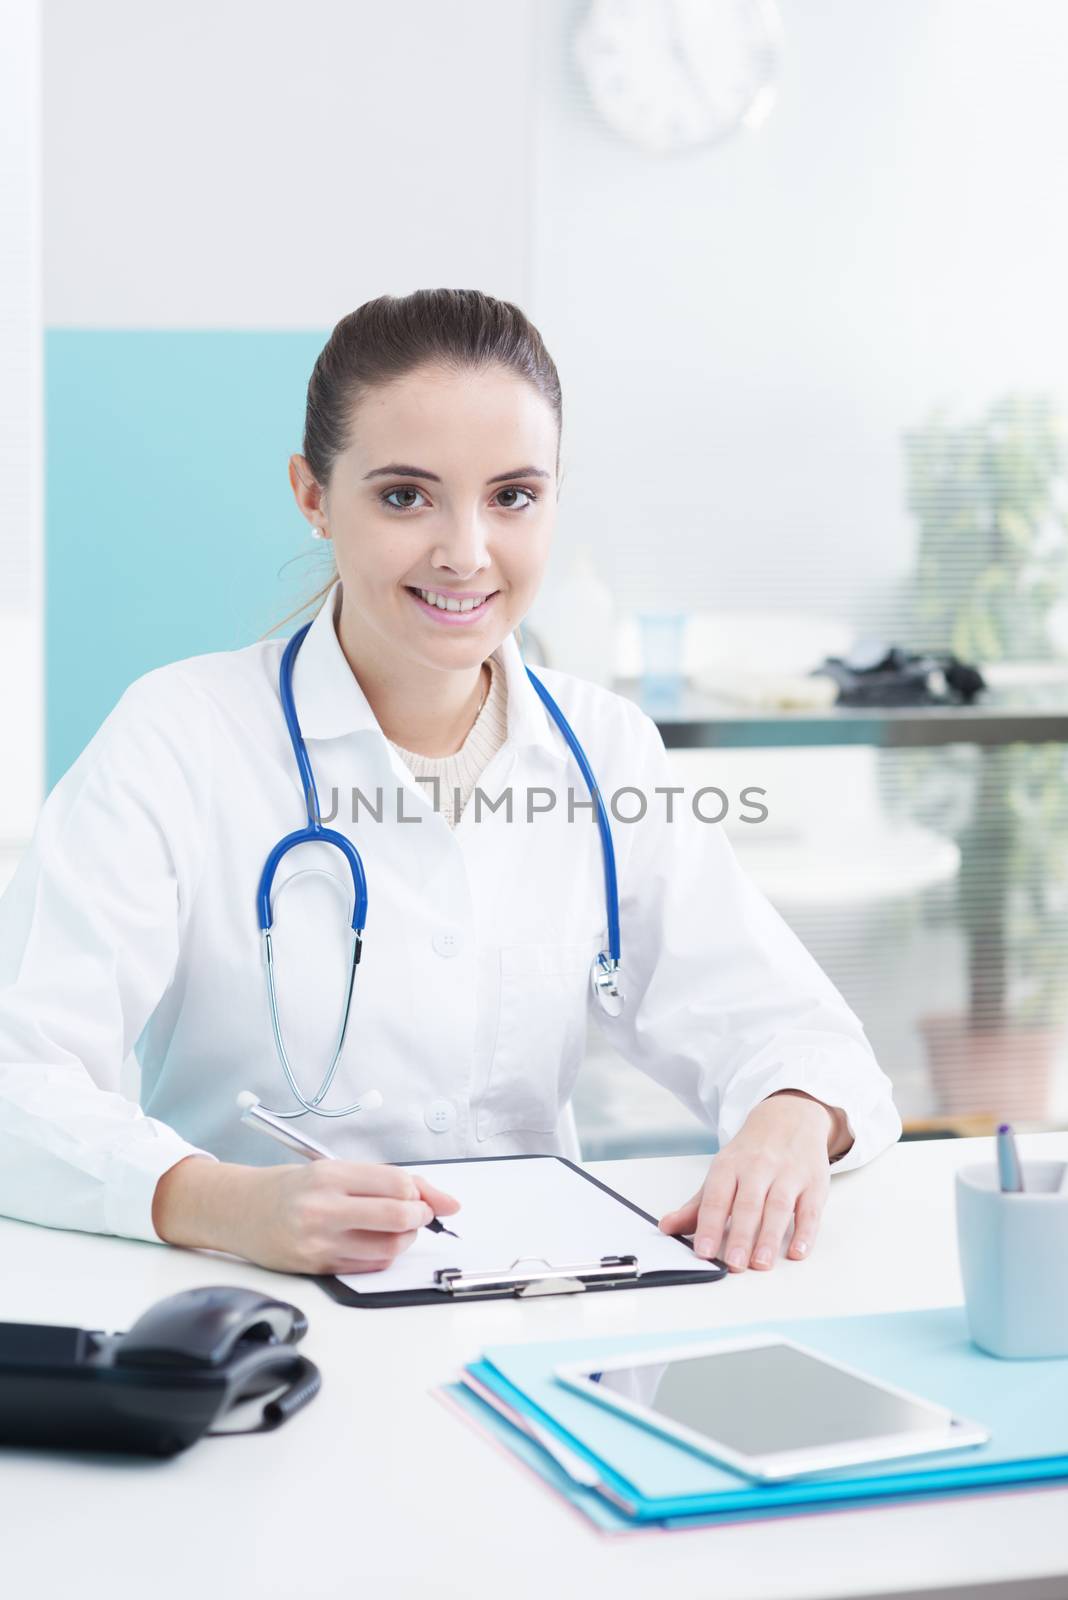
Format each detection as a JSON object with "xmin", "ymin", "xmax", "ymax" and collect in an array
[{"xmin": 476, "ymin": 938, "xmax": 600, "ymax": 1140}]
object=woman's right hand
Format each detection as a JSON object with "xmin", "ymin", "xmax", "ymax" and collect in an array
[{"xmin": 152, "ymin": 1155, "xmax": 461, "ymax": 1275}]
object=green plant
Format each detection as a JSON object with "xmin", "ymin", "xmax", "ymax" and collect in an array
[
  {"xmin": 902, "ymin": 393, "xmax": 1068, "ymax": 1030},
  {"xmin": 905, "ymin": 393, "xmax": 1068, "ymax": 663}
]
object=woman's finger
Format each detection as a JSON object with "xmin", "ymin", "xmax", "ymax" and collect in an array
[
  {"xmin": 658, "ymin": 1185, "xmax": 704, "ymax": 1236},
  {"xmin": 332, "ymin": 1162, "xmax": 422, "ymax": 1201},
  {"xmin": 335, "ymin": 1196, "xmax": 432, "ymax": 1234},
  {"xmin": 749, "ymin": 1181, "xmax": 800, "ymax": 1270},
  {"xmin": 412, "ymin": 1174, "xmax": 462, "ymax": 1214},
  {"xmin": 692, "ymin": 1168, "xmax": 739, "ymax": 1261},
  {"xmin": 786, "ymin": 1185, "xmax": 826, "ymax": 1260},
  {"xmin": 721, "ymin": 1175, "xmax": 772, "ymax": 1270},
  {"xmin": 332, "ymin": 1226, "xmax": 423, "ymax": 1268},
  {"xmin": 331, "ymin": 1249, "xmax": 411, "ymax": 1275}
]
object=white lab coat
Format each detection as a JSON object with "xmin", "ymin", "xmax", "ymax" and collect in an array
[{"xmin": 0, "ymin": 581, "xmax": 900, "ymax": 1244}]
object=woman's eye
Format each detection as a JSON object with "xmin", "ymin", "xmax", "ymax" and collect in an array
[
  {"xmin": 494, "ymin": 487, "xmax": 538, "ymax": 510},
  {"xmin": 382, "ymin": 486, "xmax": 427, "ymax": 512}
]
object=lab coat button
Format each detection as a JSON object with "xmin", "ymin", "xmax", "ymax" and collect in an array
[
  {"xmin": 424, "ymin": 1099, "xmax": 456, "ymax": 1134},
  {"xmin": 432, "ymin": 928, "xmax": 463, "ymax": 958}
]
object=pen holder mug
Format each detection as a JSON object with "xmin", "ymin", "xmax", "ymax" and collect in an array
[{"xmin": 955, "ymin": 1160, "xmax": 1068, "ymax": 1359}]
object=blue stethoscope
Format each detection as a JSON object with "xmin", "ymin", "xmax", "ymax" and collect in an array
[{"xmin": 256, "ymin": 623, "xmax": 623, "ymax": 1119}]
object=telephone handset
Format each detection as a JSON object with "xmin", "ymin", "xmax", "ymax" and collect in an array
[
  {"xmin": 115, "ymin": 1285, "xmax": 308, "ymax": 1368},
  {"xmin": 0, "ymin": 1286, "xmax": 321, "ymax": 1455}
]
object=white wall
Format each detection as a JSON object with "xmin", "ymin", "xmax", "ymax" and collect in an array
[
  {"xmin": 528, "ymin": 0, "xmax": 1068, "ymax": 624},
  {"xmin": 42, "ymin": 0, "xmax": 539, "ymax": 327}
]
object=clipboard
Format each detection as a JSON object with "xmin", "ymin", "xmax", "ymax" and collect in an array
[{"xmin": 317, "ymin": 1155, "xmax": 728, "ymax": 1309}]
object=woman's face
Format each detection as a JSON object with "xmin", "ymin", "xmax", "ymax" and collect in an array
[{"xmin": 290, "ymin": 362, "xmax": 559, "ymax": 675}]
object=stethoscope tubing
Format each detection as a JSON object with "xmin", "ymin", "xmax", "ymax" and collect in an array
[
  {"xmin": 524, "ymin": 668, "xmax": 620, "ymax": 964},
  {"xmin": 255, "ymin": 622, "xmax": 621, "ymax": 1118}
]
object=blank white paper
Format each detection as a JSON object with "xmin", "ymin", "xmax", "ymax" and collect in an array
[{"xmin": 336, "ymin": 1156, "xmax": 712, "ymax": 1296}]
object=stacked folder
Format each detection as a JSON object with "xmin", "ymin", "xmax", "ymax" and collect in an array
[{"xmin": 438, "ymin": 1305, "xmax": 1068, "ymax": 1531}]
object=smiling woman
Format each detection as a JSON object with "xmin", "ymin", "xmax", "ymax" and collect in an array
[
  {"xmin": 0, "ymin": 286, "xmax": 901, "ymax": 1284},
  {"xmin": 277, "ymin": 289, "xmax": 563, "ymax": 759}
]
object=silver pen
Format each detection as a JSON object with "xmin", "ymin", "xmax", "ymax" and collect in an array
[
  {"xmin": 235, "ymin": 1090, "xmax": 364, "ymax": 1160},
  {"xmin": 234, "ymin": 1091, "xmax": 459, "ymax": 1237}
]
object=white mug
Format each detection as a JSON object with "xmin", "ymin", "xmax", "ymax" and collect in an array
[{"xmin": 955, "ymin": 1160, "xmax": 1068, "ymax": 1359}]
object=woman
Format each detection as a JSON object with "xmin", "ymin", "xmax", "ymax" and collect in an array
[{"xmin": 0, "ymin": 289, "xmax": 900, "ymax": 1278}]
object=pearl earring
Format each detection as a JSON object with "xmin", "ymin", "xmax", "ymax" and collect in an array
[{"xmin": 311, "ymin": 525, "xmax": 328, "ymax": 540}]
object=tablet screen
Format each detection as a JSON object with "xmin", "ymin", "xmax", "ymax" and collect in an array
[{"xmin": 586, "ymin": 1342, "xmax": 947, "ymax": 1456}]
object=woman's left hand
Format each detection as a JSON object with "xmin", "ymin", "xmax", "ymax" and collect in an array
[{"xmin": 657, "ymin": 1090, "xmax": 851, "ymax": 1272}]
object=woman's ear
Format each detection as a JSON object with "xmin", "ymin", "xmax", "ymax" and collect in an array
[{"xmin": 288, "ymin": 453, "xmax": 327, "ymax": 532}]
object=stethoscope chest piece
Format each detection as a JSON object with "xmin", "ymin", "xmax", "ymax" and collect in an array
[{"xmin": 590, "ymin": 952, "xmax": 624, "ymax": 1017}]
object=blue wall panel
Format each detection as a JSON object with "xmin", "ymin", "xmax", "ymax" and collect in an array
[{"xmin": 45, "ymin": 330, "xmax": 331, "ymax": 788}]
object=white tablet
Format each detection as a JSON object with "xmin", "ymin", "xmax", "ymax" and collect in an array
[{"xmin": 554, "ymin": 1334, "xmax": 990, "ymax": 1482}]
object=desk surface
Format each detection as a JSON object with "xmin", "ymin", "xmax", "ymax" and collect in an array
[
  {"xmin": 2, "ymin": 1134, "xmax": 1067, "ymax": 1600},
  {"xmin": 612, "ymin": 678, "xmax": 1068, "ymax": 750}
]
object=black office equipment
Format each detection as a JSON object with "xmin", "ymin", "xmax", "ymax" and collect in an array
[
  {"xmin": 0, "ymin": 1286, "xmax": 321, "ymax": 1456},
  {"xmin": 814, "ymin": 640, "xmax": 986, "ymax": 707}
]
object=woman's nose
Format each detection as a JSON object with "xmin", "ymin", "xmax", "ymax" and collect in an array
[{"xmin": 430, "ymin": 513, "xmax": 492, "ymax": 577}]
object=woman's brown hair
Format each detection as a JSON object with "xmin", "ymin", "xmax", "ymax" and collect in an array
[{"xmin": 263, "ymin": 287, "xmax": 562, "ymax": 637}]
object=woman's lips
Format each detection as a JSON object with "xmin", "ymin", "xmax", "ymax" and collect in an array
[{"xmin": 405, "ymin": 587, "xmax": 498, "ymax": 626}]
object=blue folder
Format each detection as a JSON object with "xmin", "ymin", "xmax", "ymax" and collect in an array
[{"xmin": 447, "ymin": 1306, "xmax": 1068, "ymax": 1528}]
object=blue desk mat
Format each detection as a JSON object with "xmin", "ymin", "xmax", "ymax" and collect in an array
[{"xmin": 464, "ymin": 1306, "xmax": 1068, "ymax": 1522}]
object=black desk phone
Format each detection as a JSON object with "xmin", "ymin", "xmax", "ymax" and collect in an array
[{"xmin": 0, "ymin": 1286, "xmax": 321, "ymax": 1456}]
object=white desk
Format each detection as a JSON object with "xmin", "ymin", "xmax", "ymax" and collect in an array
[{"xmin": 2, "ymin": 1134, "xmax": 1067, "ymax": 1600}]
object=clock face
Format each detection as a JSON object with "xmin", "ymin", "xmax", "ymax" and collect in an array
[{"xmin": 574, "ymin": 0, "xmax": 783, "ymax": 155}]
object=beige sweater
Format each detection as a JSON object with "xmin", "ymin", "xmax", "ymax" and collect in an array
[{"xmin": 387, "ymin": 652, "xmax": 508, "ymax": 827}]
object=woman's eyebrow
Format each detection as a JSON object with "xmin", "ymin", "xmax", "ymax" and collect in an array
[{"xmin": 363, "ymin": 462, "xmax": 551, "ymax": 484}]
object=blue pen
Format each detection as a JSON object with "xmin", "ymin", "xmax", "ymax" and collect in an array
[{"xmin": 996, "ymin": 1123, "xmax": 1024, "ymax": 1193}]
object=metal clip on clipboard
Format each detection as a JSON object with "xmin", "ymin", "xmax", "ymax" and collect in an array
[{"xmin": 434, "ymin": 1254, "xmax": 640, "ymax": 1298}]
